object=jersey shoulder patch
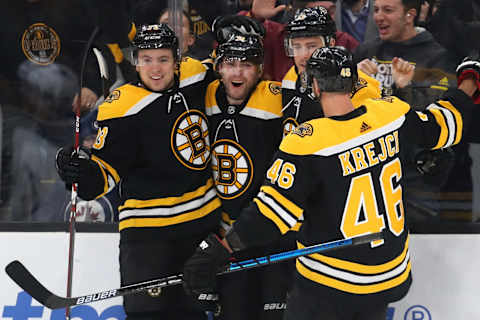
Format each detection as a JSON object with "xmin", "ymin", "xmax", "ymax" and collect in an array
[
  {"xmin": 351, "ymin": 70, "xmax": 382, "ymax": 107},
  {"xmin": 97, "ymin": 84, "xmax": 161, "ymax": 121},
  {"xmin": 179, "ymin": 56, "xmax": 207, "ymax": 88}
]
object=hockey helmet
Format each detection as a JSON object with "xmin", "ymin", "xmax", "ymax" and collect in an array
[
  {"xmin": 306, "ymin": 46, "xmax": 358, "ymax": 93},
  {"xmin": 284, "ymin": 7, "xmax": 336, "ymax": 57},
  {"xmin": 214, "ymin": 34, "xmax": 264, "ymax": 70},
  {"xmin": 130, "ymin": 24, "xmax": 180, "ymax": 63}
]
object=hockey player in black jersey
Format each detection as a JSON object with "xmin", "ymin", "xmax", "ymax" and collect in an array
[
  {"xmin": 282, "ymin": 6, "xmax": 381, "ymax": 136},
  {"xmin": 55, "ymin": 24, "xmax": 220, "ymax": 320},
  {"xmin": 182, "ymin": 46, "xmax": 478, "ymax": 319},
  {"xmin": 206, "ymin": 33, "xmax": 293, "ymax": 319}
]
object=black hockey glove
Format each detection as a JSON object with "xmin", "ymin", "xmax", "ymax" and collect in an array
[
  {"xmin": 415, "ymin": 148, "xmax": 454, "ymax": 185},
  {"xmin": 55, "ymin": 146, "xmax": 93, "ymax": 186},
  {"xmin": 212, "ymin": 15, "xmax": 266, "ymax": 44},
  {"xmin": 456, "ymin": 55, "xmax": 480, "ymax": 103},
  {"xmin": 183, "ymin": 233, "xmax": 232, "ymax": 313}
]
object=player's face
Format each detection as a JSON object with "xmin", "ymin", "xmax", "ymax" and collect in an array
[
  {"xmin": 136, "ymin": 49, "xmax": 176, "ymax": 92},
  {"xmin": 159, "ymin": 11, "xmax": 195, "ymax": 54},
  {"xmin": 374, "ymin": 0, "xmax": 410, "ymax": 42},
  {"xmin": 218, "ymin": 58, "xmax": 261, "ymax": 104},
  {"xmin": 291, "ymin": 36, "xmax": 326, "ymax": 74}
]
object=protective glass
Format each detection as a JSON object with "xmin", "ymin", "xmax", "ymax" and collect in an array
[{"xmin": 284, "ymin": 35, "xmax": 326, "ymax": 57}]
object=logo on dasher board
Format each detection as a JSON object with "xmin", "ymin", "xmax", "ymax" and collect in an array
[
  {"xmin": 404, "ymin": 305, "xmax": 431, "ymax": 320},
  {"xmin": 22, "ymin": 23, "xmax": 61, "ymax": 65}
]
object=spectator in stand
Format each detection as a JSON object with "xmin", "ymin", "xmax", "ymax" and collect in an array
[
  {"xmin": 354, "ymin": 0, "xmax": 454, "ymax": 108},
  {"xmin": 334, "ymin": 0, "xmax": 379, "ymax": 43}
]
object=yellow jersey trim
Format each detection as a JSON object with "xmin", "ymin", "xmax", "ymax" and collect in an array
[
  {"xmin": 260, "ymin": 186, "xmax": 303, "ymax": 219},
  {"xmin": 297, "ymin": 236, "xmax": 409, "ymax": 274},
  {"xmin": 119, "ymin": 197, "xmax": 221, "ymax": 229},
  {"xmin": 120, "ymin": 178, "xmax": 215, "ymax": 210},
  {"xmin": 97, "ymin": 84, "xmax": 161, "ymax": 121},
  {"xmin": 296, "ymin": 259, "xmax": 411, "ymax": 294}
]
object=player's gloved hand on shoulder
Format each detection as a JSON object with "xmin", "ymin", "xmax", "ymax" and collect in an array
[
  {"xmin": 55, "ymin": 146, "xmax": 93, "ymax": 186},
  {"xmin": 183, "ymin": 233, "xmax": 232, "ymax": 314},
  {"xmin": 456, "ymin": 55, "xmax": 480, "ymax": 103},
  {"xmin": 212, "ymin": 15, "xmax": 265, "ymax": 44}
]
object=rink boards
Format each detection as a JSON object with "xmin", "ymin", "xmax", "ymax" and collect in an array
[{"xmin": 0, "ymin": 232, "xmax": 478, "ymax": 320}]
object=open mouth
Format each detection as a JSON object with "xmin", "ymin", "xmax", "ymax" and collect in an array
[
  {"xmin": 231, "ymin": 81, "xmax": 244, "ymax": 88},
  {"xmin": 378, "ymin": 25, "xmax": 389, "ymax": 35},
  {"xmin": 151, "ymin": 75, "xmax": 163, "ymax": 80}
]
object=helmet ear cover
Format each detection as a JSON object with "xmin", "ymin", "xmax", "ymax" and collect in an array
[
  {"xmin": 306, "ymin": 46, "xmax": 358, "ymax": 93},
  {"xmin": 131, "ymin": 24, "xmax": 180, "ymax": 64}
]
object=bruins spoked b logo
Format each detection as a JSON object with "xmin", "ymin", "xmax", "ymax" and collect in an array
[
  {"xmin": 171, "ymin": 110, "xmax": 210, "ymax": 170},
  {"xmin": 282, "ymin": 117, "xmax": 299, "ymax": 137},
  {"xmin": 211, "ymin": 139, "xmax": 253, "ymax": 199}
]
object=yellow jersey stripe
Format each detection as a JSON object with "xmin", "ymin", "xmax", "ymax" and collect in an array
[
  {"xmin": 90, "ymin": 159, "xmax": 109, "ymax": 199},
  {"xmin": 428, "ymin": 103, "xmax": 457, "ymax": 148},
  {"xmin": 91, "ymin": 155, "xmax": 121, "ymax": 183},
  {"xmin": 260, "ymin": 186, "xmax": 303, "ymax": 219},
  {"xmin": 120, "ymin": 178, "xmax": 214, "ymax": 210},
  {"xmin": 427, "ymin": 106, "xmax": 449, "ymax": 149},
  {"xmin": 437, "ymin": 100, "xmax": 463, "ymax": 145},
  {"xmin": 119, "ymin": 197, "xmax": 221, "ymax": 230},
  {"xmin": 253, "ymin": 198, "xmax": 291, "ymax": 234},
  {"xmin": 297, "ymin": 236, "xmax": 409, "ymax": 274},
  {"xmin": 296, "ymin": 259, "xmax": 411, "ymax": 294}
]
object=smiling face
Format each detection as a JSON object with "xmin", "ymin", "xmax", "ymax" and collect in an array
[
  {"xmin": 135, "ymin": 48, "xmax": 176, "ymax": 92},
  {"xmin": 290, "ymin": 36, "xmax": 332, "ymax": 74},
  {"xmin": 374, "ymin": 0, "xmax": 416, "ymax": 42},
  {"xmin": 218, "ymin": 58, "xmax": 262, "ymax": 105}
]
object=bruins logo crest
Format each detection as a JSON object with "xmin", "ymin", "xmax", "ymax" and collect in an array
[
  {"xmin": 292, "ymin": 123, "xmax": 313, "ymax": 137},
  {"xmin": 22, "ymin": 23, "xmax": 61, "ymax": 65},
  {"xmin": 171, "ymin": 110, "xmax": 211, "ymax": 170},
  {"xmin": 211, "ymin": 139, "xmax": 253, "ymax": 199},
  {"xmin": 269, "ymin": 83, "xmax": 281, "ymax": 95},
  {"xmin": 351, "ymin": 78, "xmax": 368, "ymax": 97},
  {"xmin": 105, "ymin": 90, "xmax": 121, "ymax": 103},
  {"xmin": 282, "ymin": 117, "xmax": 299, "ymax": 137}
]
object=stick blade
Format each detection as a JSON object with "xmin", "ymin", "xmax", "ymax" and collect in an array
[{"xmin": 5, "ymin": 260, "xmax": 71, "ymax": 309}]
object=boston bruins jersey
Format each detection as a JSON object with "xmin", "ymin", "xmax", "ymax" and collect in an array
[
  {"xmin": 85, "ymin": 57, "xmax": 221, "ymax": 242},
  {"xmin": 233, "ymin": 88, "xmax": 474, "ymax": 304},
  {"xmin": 281, "ymin": 66, "xmax": 382, "ymax": 137},
  {"xmin": 205, "ymin": 80, "xmax": 284, "ymax": 227}
]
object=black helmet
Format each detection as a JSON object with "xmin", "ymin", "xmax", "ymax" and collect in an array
[
  {"xmin": 306, "ymin": 46, "xmax": 358, "ymax": 93},
  {"xmin": 285, "ymin": 7, "xmax": 336, "ymax": 40},
  {"xmin": 214, "ymin": 34, "xmax": 264, "ymax": 69},
  {"xmin": 131, "ymin": 24, "xmax": 179, "ymax": 61}
]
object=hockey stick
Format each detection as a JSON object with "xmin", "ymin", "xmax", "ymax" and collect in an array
[
  {"xmin": 5, "ymin": 232, "xmax": 381, "ymax": 310},
  {"xmin": 66, "ymin": 26, "xmax": 100, "ymax": 320}
]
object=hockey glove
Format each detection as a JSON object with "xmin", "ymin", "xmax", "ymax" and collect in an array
[
  {"xmin": 415, "ymin": 148, "xmax": 454, "ymax": 186},
  {"xmin": 183, "ymin": 233, "xmax": 232, "ymax": 313},
  {"xmin": 55, "ymin": 146, "xmax": 93, "ymax": 186},
  {"xmin": 212, "ymin": 15, "xmax": 266, "ymax": 44},
  {"xmin": 456, "ymin": 55, "xmax": 480, "ymax": 103}
]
